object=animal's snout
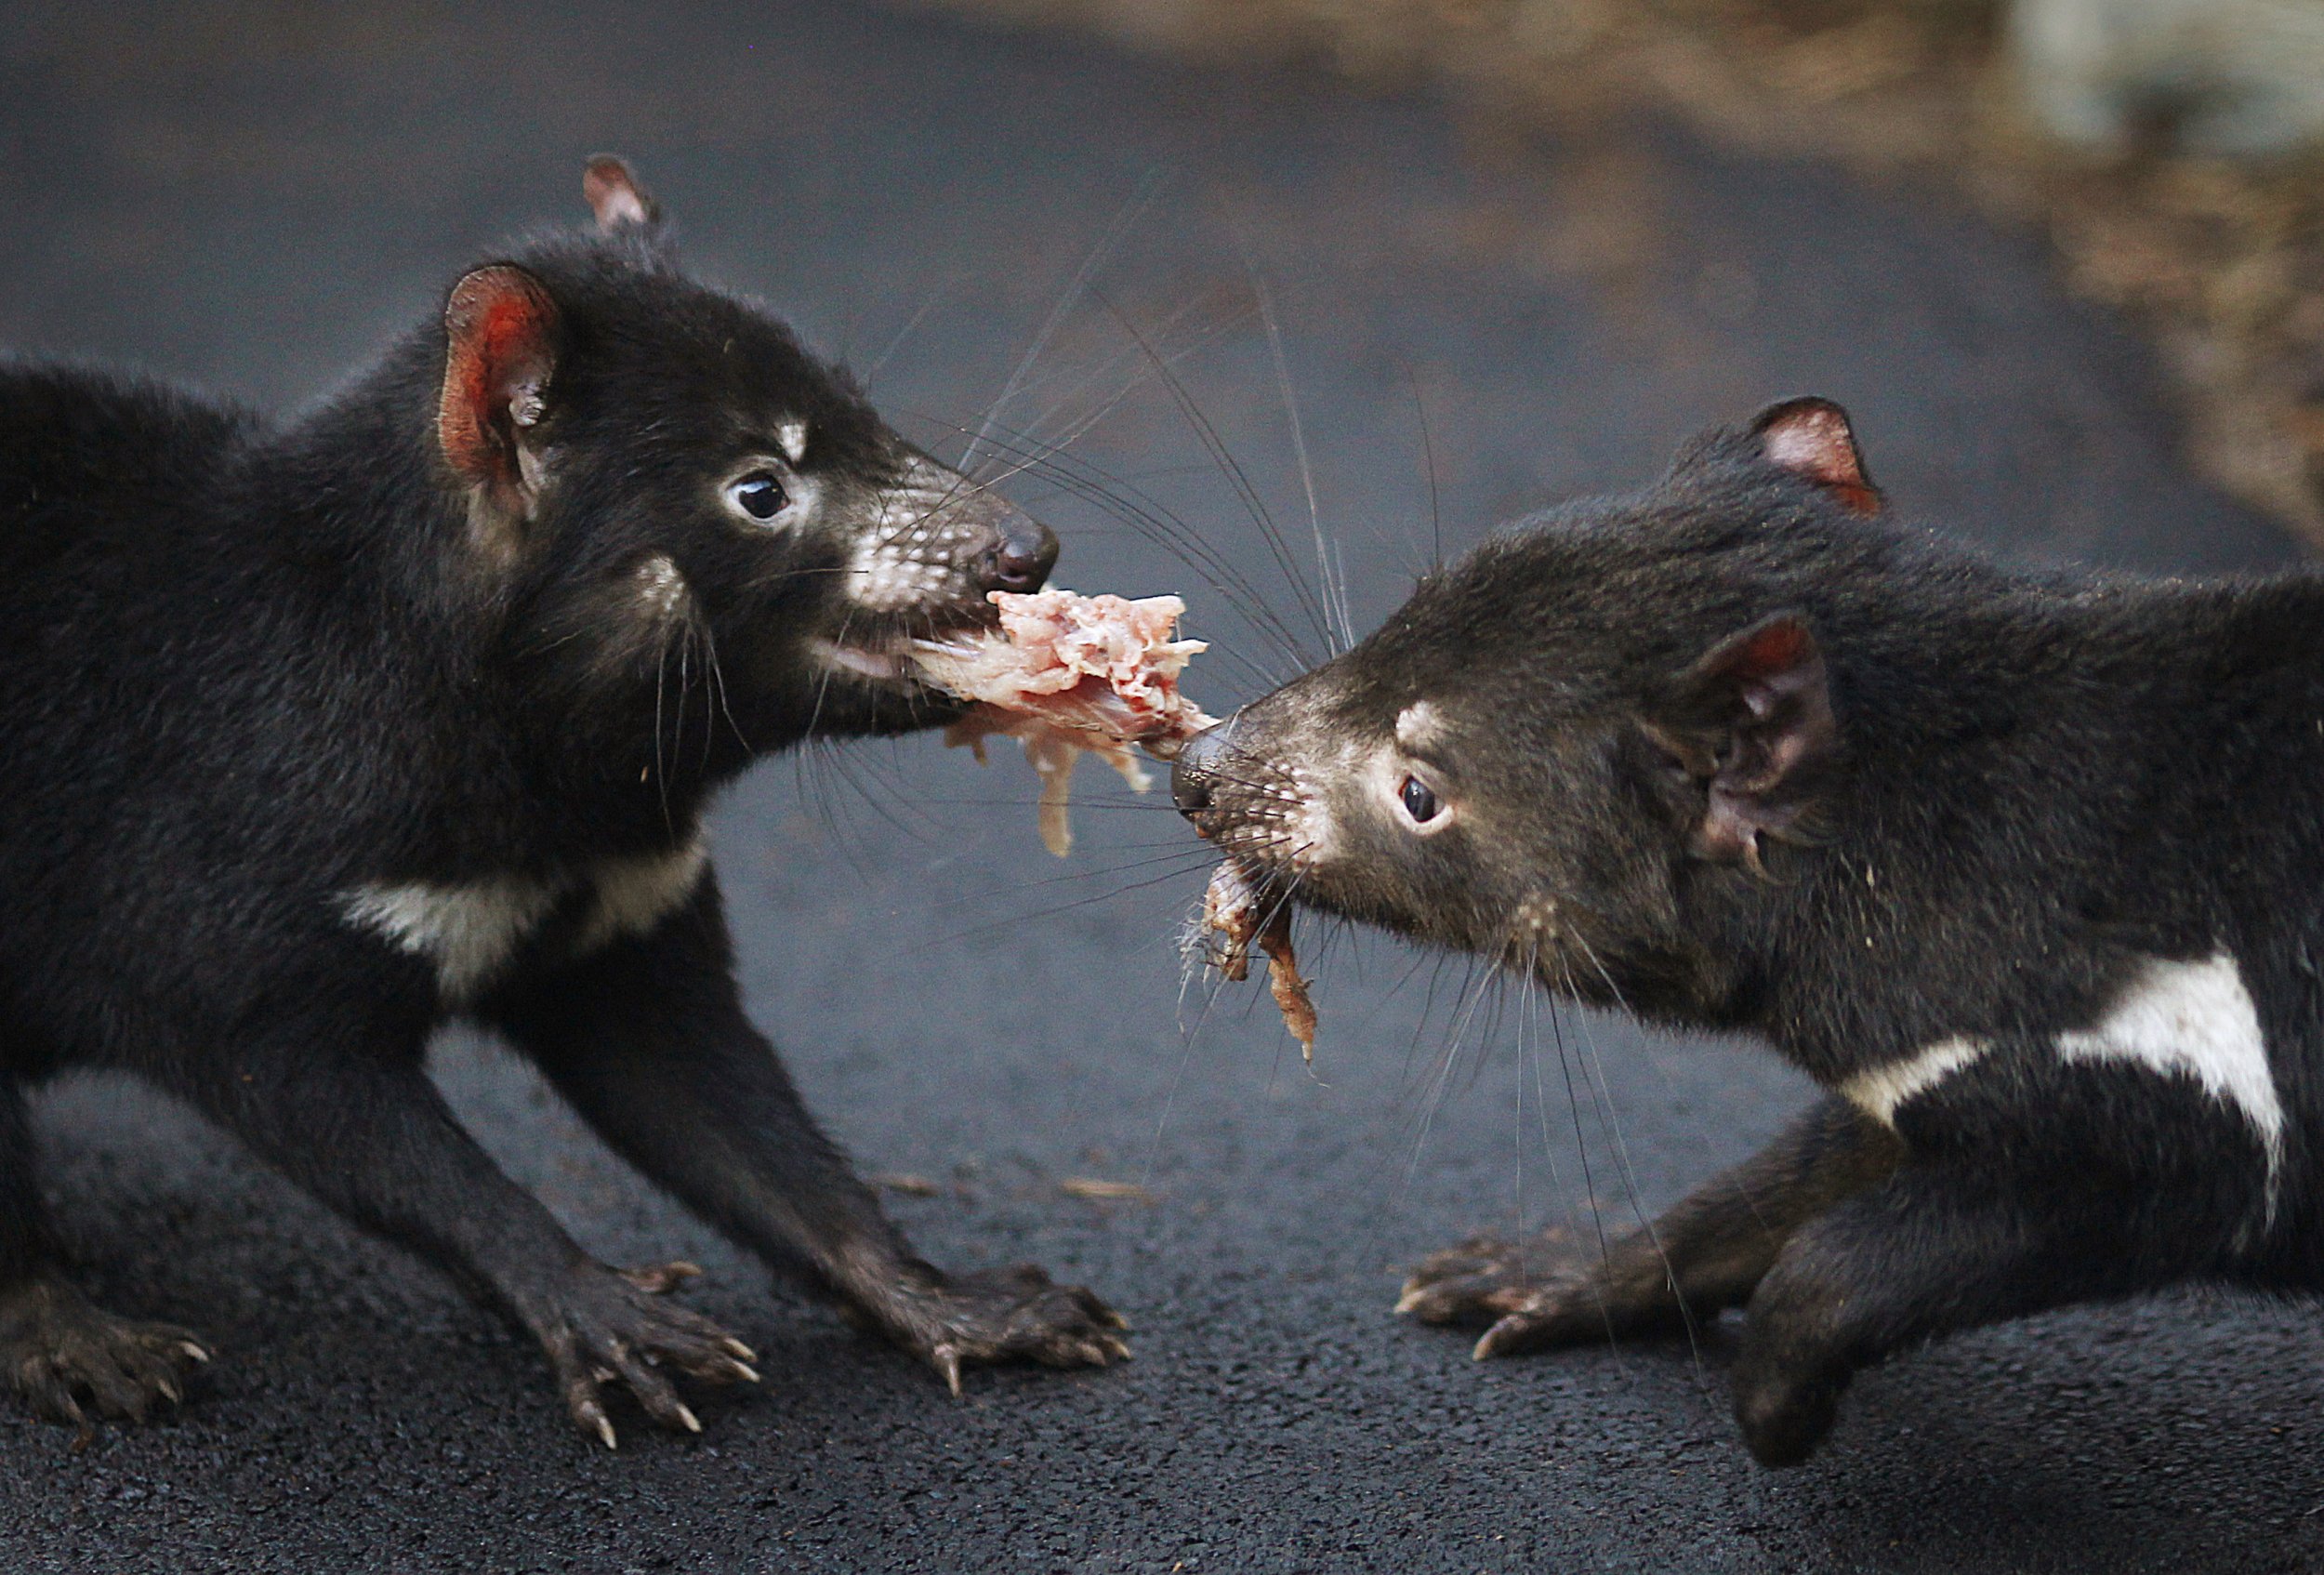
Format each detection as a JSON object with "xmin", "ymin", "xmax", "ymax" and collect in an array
[
  {"xmin": 977, "ymin": 512, "xmax": 1058, "ymax": 595},
  {"xmin": 1172, "ymin": 721, "xmax": 1233, "ymax": 817}
]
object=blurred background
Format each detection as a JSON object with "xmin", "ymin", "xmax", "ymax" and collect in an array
[{"xmin": 1, "ymin": 3, "xmax": 2319, "ymax": 1572}]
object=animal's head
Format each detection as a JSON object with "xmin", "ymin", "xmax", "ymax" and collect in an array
[
  {"xmin": 1173, "ymin": 399, "xmax": 1927, "ymax": 1015},
  {"xmin": 427, "ymin": 157, "xmax": 1055, "ymax": 769}
]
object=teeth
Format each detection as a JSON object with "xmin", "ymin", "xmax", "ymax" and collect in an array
[{"xmin": 812, "ymin": 639, "xmax": 904, "ymax": 681}]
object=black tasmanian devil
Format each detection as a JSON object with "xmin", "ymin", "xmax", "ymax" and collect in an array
[
  {"xmin": 1172, "ymin": 397, "xmax": 2324, "ymax": 1464},
  {"xmin": 0, "ymin": 157, "xmax": 1128, "ymax": 1444}
]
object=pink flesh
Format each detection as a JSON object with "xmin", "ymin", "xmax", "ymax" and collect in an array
[{"xmin": 910, "ymin": 589, "xmax": 1218, "ymax": 855}]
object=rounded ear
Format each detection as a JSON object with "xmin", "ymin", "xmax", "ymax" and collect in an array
[
  {"xmin": 1643, "ymin": 613, "xmax": 1839, "ymax": 870},
  {"xmin": 438, "ymin": 264, "xmax": 560, "ymax": 531},
  {"xmin": 583, "ymin": 154, "xmax": 660, "ymax": 235},
  {"xmin": 1750, "ymin": 397, "xmax": 1882, "ymax": 516}
]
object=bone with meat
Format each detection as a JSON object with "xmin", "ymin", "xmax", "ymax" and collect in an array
[
  {"xmin": 1199, "ymin": 859, "xmax": 1317, "ymax": 1061},
  {"xmin": 910, "ymin": 589, "xmax": 1218, "ymax": 856}
]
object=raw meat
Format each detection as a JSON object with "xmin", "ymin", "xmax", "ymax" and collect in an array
[{"xmin": 911, "ymin": 589, "xmax": 1218, "ymax": 855}]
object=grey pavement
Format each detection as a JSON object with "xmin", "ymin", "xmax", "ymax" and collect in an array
[{"xmin": 0, "ymin": 3, "xmax": 2315, "ymax": 1571}]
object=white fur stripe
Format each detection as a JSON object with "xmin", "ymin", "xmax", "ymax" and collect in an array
[
  {"xmin": 339, "ymin": 834, "xmax": 710, "ymax": 1006},
  {"xmin": 1841, "ymin": 951, "xmax": 2283, "ymax": 1231},
  {"xmin": 1841, "ymin": 1036, "xmax": 1989, "ymax": 1127},
  {"xmin": 575, "ymin": 837, "xmax": 709, "ymax": 953},
  {"xmin": 2055, "ymin": 951, "xmax": 2282, "ymax": 1219},
  {"xmin": 340, "ymin": 877, "xmax": 561, "ymax": 1006}
]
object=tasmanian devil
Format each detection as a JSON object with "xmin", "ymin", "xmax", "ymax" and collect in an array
[
  {"xmin": 1171, "ymin": 396, "xmax": 2324, "ymax": 1464},
  {"xmin": 0, "ymin": 157, "xmax": 1129, "ymax": 1445}
]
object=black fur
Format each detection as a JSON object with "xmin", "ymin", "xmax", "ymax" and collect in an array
[
  {"xmin": 0, "ymin": 161, "xmax": 1125, "ymax": 1444},
  {"xmin": 1174, "ymin": 398, "xmax": 2323, "ymax": 1464}
]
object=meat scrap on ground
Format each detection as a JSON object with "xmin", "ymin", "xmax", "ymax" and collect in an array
[
  {"xmin": 1199, "ymin": 859, "xmax": 1317, "ymax": 1060},
  {"xmin": 910, "ymin": 589, "xmax": 1218, "ymax": 855}
]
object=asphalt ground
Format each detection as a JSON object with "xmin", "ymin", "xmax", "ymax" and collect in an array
[{"xmin": 0, "ymin": 3, "xmax": 2316, "ymax": 1571}]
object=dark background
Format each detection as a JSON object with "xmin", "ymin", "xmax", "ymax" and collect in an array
[{"xmin": 0, "ymin": 3, "xmax": 2315, "ymax": 1571}]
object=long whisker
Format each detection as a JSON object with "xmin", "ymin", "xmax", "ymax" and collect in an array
[
  {"xmin": 911, "ymin": 411, "xmax": 1308, "ymax": 684},
  {"xmin": 1247, "ymin": 258, "xmax": 1349, "ymax": 655},
  {"xmin": 1098, "ymin": 295, "xmax": 1335, "ymax": 662},
  {"xmin": 961, "ymin": 166, "xmax": 1169, "ymax": 473}
]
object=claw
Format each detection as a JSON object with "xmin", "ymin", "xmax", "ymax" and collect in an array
[
  {"xmin": 1102, "ymin": 1336, "xmax": 1133, "ymax": 1362},
  {"xmin": 1474, "ymin": 1316, "xmax": 1529, "ymax": 1359},
  {"xmin": 728, "ymin": 1360, "xmax": 761, "ymax": 1385},
  {"xmin": 719, "ymin": 1337, "xmax": 758, "ymax": 1363},
  {"xmin": 932, "ymin": 1343, "xmax": 963, "ymax": 1398},
  {"xmin": 623, "ymin": 1262, "xmax": 705, "ymax": 1295},
  {"xmin": 675, "ymin": 1404, "xmax": 702, "ymax": 1435},
  {"xmin": 156, "ymin": 1374, "xmax": 181, "ymax": 1405},
  {"xmin": 1101, "ymin": 1307, "xmax": 1131, "ymax": 1331},
  {"xmin": 178, "ymin": 1341, "xmax": 211, "ymax": 1364},
  {"xmin": 1393, "ymin": 1286, "xmax": 1428, "ymax": 1316}
]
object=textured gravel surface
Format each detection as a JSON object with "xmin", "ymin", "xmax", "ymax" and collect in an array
[{"xmin": 0, "ymin": 3, "xmax": 2315, "ymax": 1571}]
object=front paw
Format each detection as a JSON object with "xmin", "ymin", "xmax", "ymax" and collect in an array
[
  {"xmin": 0, "ymin": 1277, "xmax": 210, "ymax": 1436},
  {"xmin": 878, "ymin": 1263, "xmax": 1130, "ymax": 1395},
  {"xmin": 1396, "ymin": 1232, "xmax": 1603, "ymax": 1358},
  {"xmin": 1732, "ymin": 1356, "xmax": 1850, "ymax": 1467},
  {"xmin": 522, "ymin": 1259, "xmax": 760, "ymax": 1449}
]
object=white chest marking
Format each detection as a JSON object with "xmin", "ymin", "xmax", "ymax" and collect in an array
[
  {"xmin": 575, "ymin": 838, "xmax": 710, "ymax": 953},
  {"xmin": 340, "ymin": 834, "xmax": 710, "ymax": 1006},
  {"xmin": 339, "ymin": 876, "xmax": 561, "ymax": 1007},
  {"xmin": 1841, "ymin": 1037, "xmax": 1990, "ymax": 1127},
  {"xmin": 2055, "ymin": 952, "xmax": 2283, "ymax": 1209}
]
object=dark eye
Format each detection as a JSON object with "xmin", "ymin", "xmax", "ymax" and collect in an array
[
  {"xmin": 731, "ymin": 471, "xmax": 789, "ymax": 521},
  {"xmin": 1399, "ymin": 774, "xmax": 1440, "ymax": 824}
]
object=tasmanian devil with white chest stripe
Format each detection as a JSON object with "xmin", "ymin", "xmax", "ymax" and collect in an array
[
  {"xmin": 0, "ymin": 157, "xmax": 1128, "ymax": 1444},
  {"xmin": 1172, "ymin": 397, "xmax": 2324, "ymax": 1465}
]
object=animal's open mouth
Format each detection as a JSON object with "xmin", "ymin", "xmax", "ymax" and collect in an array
[{"xmin": 809, "ymin": 607, "xmax": 998, "ymax": 690}]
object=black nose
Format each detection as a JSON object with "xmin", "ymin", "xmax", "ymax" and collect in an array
[
  {"xmin": 1172, "ymin": 721, "xmax": 1232, "ymax": 817},
  {"xmin": 978, "ymin": 513, "xmax": 1059, "ymax": 594}
]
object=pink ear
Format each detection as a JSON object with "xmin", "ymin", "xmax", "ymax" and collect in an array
[
  {"xmin": 1654, "ymin": 615, "xmax": 1839, "ymax": 867},
  {"xmin": 1751, "ymin": 397, "xmax": 1881, "ymax": 516},
  {"xmin": 437, "ymin": 265, "xmax": 559, "ymax": 510},
  {"xmin": 583, "ymin": 155, "xmax": 657, "ymax": 234}
]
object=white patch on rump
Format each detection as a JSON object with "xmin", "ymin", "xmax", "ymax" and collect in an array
[
  {"xmin": 1841, "ymin": 950, "xmax": 2284, "ymax": 1228},
  {"xmin": 339, "ymin": 877, "xmax": 561, "ymax": 1006},
  {"xmin": 339, "ymin": 834, "xmax": 712, "ymax": 1005},
  {"xmin": 2055, "ymin": 951, "xmax": 2284, "ymax": 1208},
  {"xmin": 1841, "ymin": 1036, "xmax": 1990, "ymax": 1127}
]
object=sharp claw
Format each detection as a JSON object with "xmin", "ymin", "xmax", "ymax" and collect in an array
[
  {"xmin": 1393, "ymin": 1287, "xmax": 1428, "ymax": 1316},
  {"xmin": 178, "ymin": 1342, "xmax": 211, "ymax": 1364},
  {"xmin": 593, "ymin": 1411, "xmax": 618, "ymax": 1450},
  {"xmin": 933, "ymin": 1343, "xmax": 963, "ymax": 1398},
  {"xmin": 1103, "ymin": 1336, "xmax": 1133, "ymax": 1362},
  {"xmin": 1475, "ymin": 1317, "xmax": 1532, "ymax": 1359},
  {"xmin": 667, "ymin": 1261, "xmax": 703, "ymax": 1280},
  {"xmin": 157, "ymin": 1375, "xmax": 181, "ymax": 1404},
  {"xmin": 675, "ymin": 1404, "xmax": 702, "ymax": 1435},
  {"xmin": 729, "ymin": 1361, "xmax": 761, "ymax": 1385},
  {"xmin": 719, "ymin": 1337, "xmax": 758, "ymax": 1363},
  {"xmin": 1101, "ymin": 1308, "xmax": 1131, "ymax": 1331}
]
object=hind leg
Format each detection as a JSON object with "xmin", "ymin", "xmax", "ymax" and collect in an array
[{"xmin": 0, "ymin": 1080, "xmax": 208, "ymax": 1433}]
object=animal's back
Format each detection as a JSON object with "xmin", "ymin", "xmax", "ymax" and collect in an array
[{"xmin": 0, "ymin": 364, "xmax": 253, "ymax": 586}]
